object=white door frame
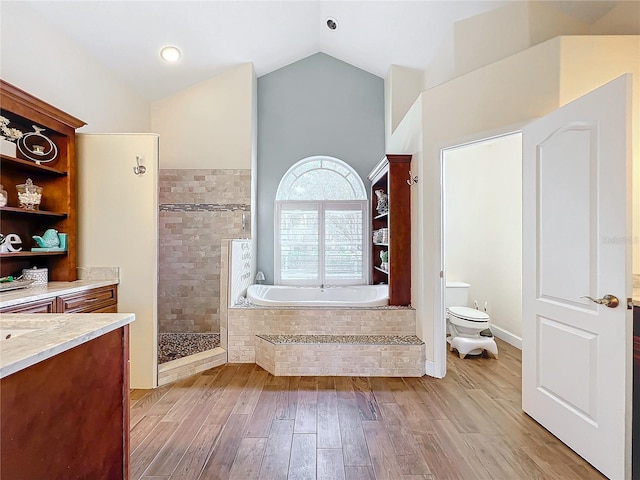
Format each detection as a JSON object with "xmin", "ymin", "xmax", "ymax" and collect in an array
[{"xmin": 435, "ymin": 125, "xmax": 527, "ymax": 378}]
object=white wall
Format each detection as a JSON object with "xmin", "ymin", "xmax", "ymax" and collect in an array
[
  {"xmin": 0, "ymin": 2, "xmax": 150, "ymax": 133},
  {"xmin": 151, "ymin": 63, "xmax": 254, "ymax": 169},
  {"xmin": 385, "ymin": 65, "xmax": 424, "ymax": 145},
  {"xmin": 425, "ymin": 1, "xmax": 634, "ymax": 92},
  {"xmin": 78, "ymin": 134, "xmax": 159, "ymax": 389},
  {"xmin": 444, "ymin": 134, "xmax": 522, "ymax": 340},
  {"xmin": 591, "ymin": 2, "xmax": 640, "ymax": 34},
  {"xmin": 388, "ymin": 36, "xmax": 639, "ymax": 372},
  {"xmin": 384, "ymin": 99, "xmax": 424, "ymax": 340},
  {"xmin": 557, "ymin": 36, "xmax": 640, "ymax": 275}
]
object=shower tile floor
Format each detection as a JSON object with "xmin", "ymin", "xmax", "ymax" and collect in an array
[{"xmin": 158, "ymin": 333, "xmax": 220, "ymax": 364}]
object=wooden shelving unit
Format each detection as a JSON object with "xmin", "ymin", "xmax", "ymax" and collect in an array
[
  {"xmin": 1, "ymin": 206, "xmax": 68, "ymax": 217},
  {"xmin": 0, "ymin": 80, "xmax": 85, "ymax": 281},
  {"xmin": 1, "ymin": 154, "xmax": 68, "ymax": 176},
  {"xmin": 368, "ymin": 154, "xmax": 412, "ymax": 306}
]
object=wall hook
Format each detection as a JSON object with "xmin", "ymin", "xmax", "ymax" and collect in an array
[
  {"xmin": 407, "ymin": 171, "xmax": 418, "ymax": 186},
  {"xmin": 133, "ymin": 156, "xmax": 146, "ymax": 176}
]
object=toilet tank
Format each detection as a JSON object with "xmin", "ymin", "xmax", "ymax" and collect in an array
[{"xmin": 445, "ymin": 281, "xmax": 470, "ymax": 308}]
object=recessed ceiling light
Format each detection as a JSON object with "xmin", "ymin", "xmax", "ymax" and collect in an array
[
  {"xmin": 160, "ymin": 46, "xmax": 181, "ymax": 63},
  {"xmin": 326, "ymin": 17, "xmax": 338, "ymax": 30}
]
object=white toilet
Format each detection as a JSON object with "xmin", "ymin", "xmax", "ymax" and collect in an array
[{"xmin": 445, "ymin": 281, "xmax": 498, "ymax": 359}]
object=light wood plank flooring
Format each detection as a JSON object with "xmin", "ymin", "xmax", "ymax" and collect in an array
[{"xmin": 130, "ymin": 339, "xmax": 605, "ymax": 479}]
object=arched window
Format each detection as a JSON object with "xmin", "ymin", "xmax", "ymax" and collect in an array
[{"xmin": 275, "ymin": 156, "xmax": 368, "ymax": 285}]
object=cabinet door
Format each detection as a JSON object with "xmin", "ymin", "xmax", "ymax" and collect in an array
[
  {"xmin": 88, "ymin": 304, "xmax": 118, "ymax": 314},
  {"xmin": 57, "ymin": 285, "xmax": 118, "ymax": 313},
  {"xmin": 0, "ymin": 297, "xmax": 56, "ymax": 313}
]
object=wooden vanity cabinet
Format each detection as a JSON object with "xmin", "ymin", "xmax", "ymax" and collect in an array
[
  {"xmin": 0, "ymin": 284, "xmax": 118, "ymax": 313},
  {"xmin": 57, "ymin": 284, "xmax": 118, "ymax": 313},
  {"xmin": 0, "ymin": 297, "xmax": 56, "ymax": 313},
  {"xmin": 633, "ymin": 305, "xmax": 640, "ymax": 479},
  {"xmin": 1, "ymin": 325, "xmax": 130, "ymax": 480}
]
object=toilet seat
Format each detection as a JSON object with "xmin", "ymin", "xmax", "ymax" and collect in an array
[
  {"xmin": 448, "ymin": 306, "xmax": 489, "ymax": 322},
  {"xmin": 447, "ymin": 306, "xmax": 490, "ymax": 330}
]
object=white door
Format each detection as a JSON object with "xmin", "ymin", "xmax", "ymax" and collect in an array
[
  {"xmin": 77, "ymin": 134, "xmax": 159, "ymax": 389},
  {"xmin": 522, "ymin": 75, "xmax": 633, "ymax": 479}
]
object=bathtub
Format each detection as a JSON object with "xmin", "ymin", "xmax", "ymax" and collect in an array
[{"xmin": 246, "ymin": 284, "xmax": 389, "ymax": 307}]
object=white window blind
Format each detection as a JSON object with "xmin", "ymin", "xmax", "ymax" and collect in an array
[
  {"xmin": 324, "ymin": 205, "xmax": 364, "ymax": 282},
  {"xmin": 279, "ymin": 204, "xmax": 319, "ymax": 282},
  {"xmin": 276, "ymin": 201, "xmax": 366, "ymax": 285}
]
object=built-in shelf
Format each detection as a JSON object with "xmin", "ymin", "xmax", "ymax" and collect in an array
[
  {"xmin": 0, "ymin": 80, "xmax": 85, "ymax": 281},
  {"xmin": 0, "ymin": 206, "xmax": 68, "ymax": 218},
  {"xmin": 368, "ymin": 154, "xmax": 412, "ymax": 306},
  {"xmin": 0, "ymin": 154, "xmax": 67, "ymax": 176},
  {"xmin": 0, "ymin": 251, "xmax": 67, "ymax": 258}
]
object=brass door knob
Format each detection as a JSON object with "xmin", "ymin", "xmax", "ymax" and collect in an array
[{"xmin": 580, "ymin": 294, "xmax": 620, "ymax": 308}]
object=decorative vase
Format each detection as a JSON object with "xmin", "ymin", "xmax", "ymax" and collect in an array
[
  {"xmin": 16, "ymin": 178, "xmax": 43, "ymax": 210},
  {"xmin": 0, "ymin": 138, "xmax": 16, "ymax": 157},
  {"xmin": 374, "ymin": 189, "xmax": 388, "ymax": 214}
]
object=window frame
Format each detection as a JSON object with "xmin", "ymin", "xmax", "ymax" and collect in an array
[{"xmin": 274, "ymin": 156, "xmax": 369, "ymax": 286}]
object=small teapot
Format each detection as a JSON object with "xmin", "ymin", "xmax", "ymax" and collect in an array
[{"xmin": 33, "ymin": 228, "xmax": 60, "ymax": 248}]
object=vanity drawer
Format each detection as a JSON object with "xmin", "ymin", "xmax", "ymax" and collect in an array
[
  {"xmin": 57, "ymin": 285, "xmax": 118, "ymax": 313},
  {"xmin": 0, "ymin": 298, "xmax": 57, "ymax": 313}
]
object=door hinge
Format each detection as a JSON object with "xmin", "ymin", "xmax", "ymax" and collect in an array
[
  {"xmin": 629, "ymin": 298, "xmax": 634, "ymax": 310},
  {"xmin": 440, "ymin": 271, "xmax": 443, "ymax": 278}
]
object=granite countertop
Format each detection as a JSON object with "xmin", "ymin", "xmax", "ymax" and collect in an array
[
  {"xmin": 0, "ymin": 280, "xmax": 118, "ymax": 309},
  {"xmin": 0, "ymin": 313, "xmax": 134, "ymax": 379}
]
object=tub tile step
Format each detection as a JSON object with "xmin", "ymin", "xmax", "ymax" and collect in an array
[{"xmin": 255, "ymin": 336, "xmax": 425, "ymax": 377}]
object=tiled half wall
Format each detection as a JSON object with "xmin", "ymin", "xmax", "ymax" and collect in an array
[{"xmin": 159, "ymin": 169, "xmax": 251, "ymax": 333}]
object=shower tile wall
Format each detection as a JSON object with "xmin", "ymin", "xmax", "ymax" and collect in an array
[{"xmin": 159, "ymin": 169, "xmax": 251, "ymax": 334}]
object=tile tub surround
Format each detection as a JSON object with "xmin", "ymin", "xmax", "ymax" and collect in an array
[
  {"xmin": 255, "ymin": 334, "xmax": 425, "ymax": 376},
  {"xmin": 0, "ymin": 313, "xmax": 134, "ymax": 378},
  {"xmin": 227, "ymin": 306, "xmax": 417, "ymax": 363},
  {"xmin": 257, "ymin": 334, "xmax": 424, "ymax": 345},
  {"xmin": 158, "ymin": 169, "xmax": 251, "ymax": 334},
  {"xmin": 158, "ymin": 332, "xmax": 220, "ymax": 364}
]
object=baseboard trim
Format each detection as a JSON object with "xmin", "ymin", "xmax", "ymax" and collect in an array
[
  {"xmin": 491, "ymin": 325, "xmax": 522, "ymax": 350},
  {"xmin": 425, "ymin": 359, "xmax": 445, "ymax": 378}
]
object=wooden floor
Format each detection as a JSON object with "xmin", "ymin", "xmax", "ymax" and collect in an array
[{"xmin": 130, "ymin": 339, "xmax": 605, "ymax": 479}]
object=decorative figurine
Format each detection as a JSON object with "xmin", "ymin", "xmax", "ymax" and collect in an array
[
  {"xmin": 375, "ymin": 189, "xmax": 388, "ymax": 214},
  {"xmin": 380, "ymin": 250, "xmax": 389, "ymax": 271},
  {"xmin": 4, "ymin": 233, "xmax": 22, "ymax": 252},
  {"xmin": 32, "ymin": 229, "xmax": 60, "ymax": 248}
]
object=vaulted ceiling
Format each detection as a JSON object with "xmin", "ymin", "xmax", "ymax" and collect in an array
[{"xmin": 20, "ymin": 1, "xmax": 623, "ymax": 100}]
